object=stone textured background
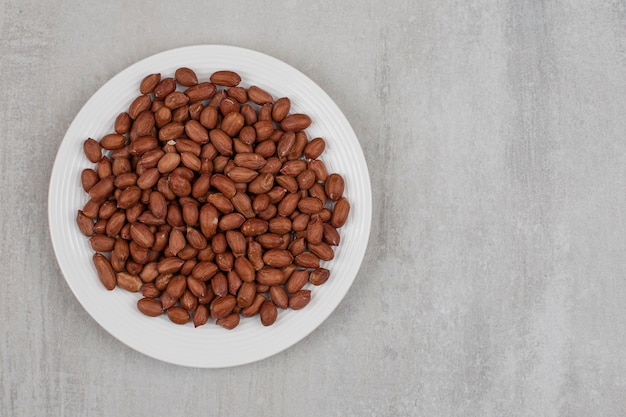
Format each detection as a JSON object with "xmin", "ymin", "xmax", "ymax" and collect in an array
[{"xmin": 2, "ymin": 1, "xmax": 626, "ymax": 416}]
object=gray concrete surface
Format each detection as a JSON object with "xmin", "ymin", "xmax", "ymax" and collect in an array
[{"xmin": 2, "ymin": 1, "xmax": 626, "ymax": 416}]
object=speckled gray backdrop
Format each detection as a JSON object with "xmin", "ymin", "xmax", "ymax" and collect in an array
[{"xmin": 1, "ymin": 1, "xmax": 625, "ymax": 416}]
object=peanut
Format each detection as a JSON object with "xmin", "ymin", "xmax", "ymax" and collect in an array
[{"xmin": 77, "ymin": 68, "xmax": 350, "ymax": 330}]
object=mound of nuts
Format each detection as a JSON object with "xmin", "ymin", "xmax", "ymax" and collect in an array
[{"xmin": 76, "ymin": 68, "xmax": 350, "ymax": 329}]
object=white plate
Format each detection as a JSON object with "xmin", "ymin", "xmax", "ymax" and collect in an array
[{"xmin": 48, "ymin": 45, "xmax": 371, "ymax": 368}]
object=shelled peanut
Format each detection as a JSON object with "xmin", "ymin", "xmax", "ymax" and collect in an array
[{"xmin": 77, "ymin": 68, "xmax": 350, "ymax": 329}]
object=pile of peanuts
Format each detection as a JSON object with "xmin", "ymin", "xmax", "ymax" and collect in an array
[{"xmin": 76, "ymin": 68, "xmax": 350, "ymax": 329}]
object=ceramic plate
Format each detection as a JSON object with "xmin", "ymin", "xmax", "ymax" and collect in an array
[{"xmin": 48, "ymin": 45, "xmax": 371, "ymax": 368}]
